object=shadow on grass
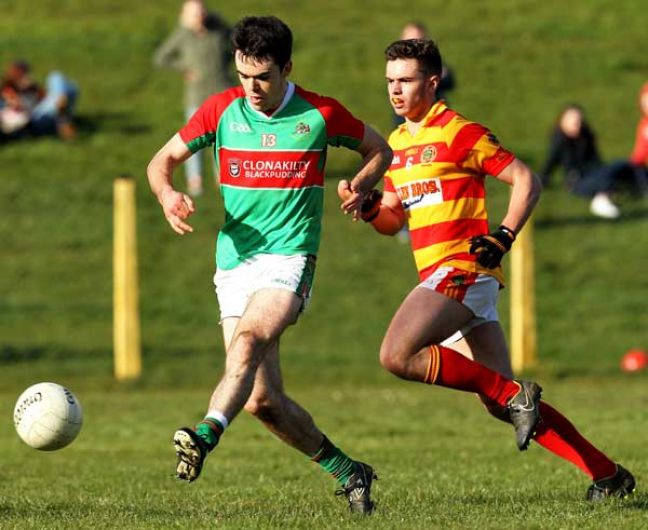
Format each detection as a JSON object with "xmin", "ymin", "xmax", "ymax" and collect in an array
[
  {"xmin": 623, "ymin": 492, "xmax": 648, "ymax": 511},
  {"xmin": 0, "ymin": 344, "xmax": 112, "ymax": 364},
  {"xmin": 75, "ymin": 111, "xmax": 151, "ymax": 136},
  {"xmin": 537, "ymin": 207, "xmax": 648, "ymax": 229},
  {"xmin": 0, "ymin": 344, "xmax": 47, "ymax": 363},
  {"xmin": 0, "ymin": 112, "xmax": 150, "ymax": 146}
]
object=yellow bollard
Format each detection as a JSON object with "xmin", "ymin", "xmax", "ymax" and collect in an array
[
  {"xmin": 510, "ymin": 218, "xmax": 537, "ymax": 374},
  {"xmin": 113, "ymin": 175, "xmax": 142, "ymax": 380}
]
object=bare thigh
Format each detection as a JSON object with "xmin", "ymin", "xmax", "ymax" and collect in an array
[{"xmin": 383, "ymin": 286, "xmax": 474, "ymax": 355}]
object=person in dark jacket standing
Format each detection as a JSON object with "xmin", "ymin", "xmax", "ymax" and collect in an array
[{"xmin": 154, "ymin": 0, "xmax": 232, "ymax": 196}]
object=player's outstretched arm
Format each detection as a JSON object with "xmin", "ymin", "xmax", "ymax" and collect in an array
[
  {"xmin": 147, "ymin": 133, "xmax": 196, "ymax": 235},
  {"xmin": 340, "ymin": 125, "xmax": 392, "ymax": 218}
]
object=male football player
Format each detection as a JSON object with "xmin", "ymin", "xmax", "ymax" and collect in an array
[
  {"xmin": 147, "ymin": 16, "xmax": 393, "ymax": 514},
  {"xmin": 339, "ymin": 38, "xmax": 635, "ymax": 501}
]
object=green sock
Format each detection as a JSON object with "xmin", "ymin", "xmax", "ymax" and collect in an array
[
  {"xmin": 194, "ymin": 417, "xmax": 225, "ymax": 451},
  {"xmin": 310, "ymin": 436, "xmax": 357, "ymax": 486}
]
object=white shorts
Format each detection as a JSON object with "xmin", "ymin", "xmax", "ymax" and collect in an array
[
  {"xmin": 214, "ymin": 253, "xmax": 316, "ymax": 320},
  {"xmin": 417, "ymin": 266, "xmax": 500, "ymax": 345}
]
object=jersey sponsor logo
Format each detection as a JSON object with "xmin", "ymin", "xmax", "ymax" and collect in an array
[
  {"xmin": 227, "ymin": 158, "xmax": 312, "ymax": 179},
  {"xmin": 229, "ymin": 122, "xmax": 252, "ymax": 133},
  {"xmin": 229, "ymin": 158, "xmax": 241, "ymax": 177},
  {"xmin": 397, "ymin": 177, "xmax": 443, "ymax": 210},
  {"xmin": 219, "ymin": 148, "xmax": 323, "ymax": 188},
  {"xmin": 392, "ymin": 155, "xmax": 401, "ymax": 165}
]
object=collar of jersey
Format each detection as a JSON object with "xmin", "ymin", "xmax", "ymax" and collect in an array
[
  {"xmin": 398, "ymin": 100, "xmax": 447, "ymax": 135},
  {"xmin": 246, "ymin": 82, "xmax": 295, "ymax": 119}
]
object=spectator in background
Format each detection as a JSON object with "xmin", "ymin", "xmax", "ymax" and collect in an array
[
  {"xmin": 0, "ymin": 60, "xmax": 78, "ymax": 141},
  {"xmin": 154, "ymin": 0, "xmax": 233, "ymax": 196},
  {"xmin": 540, "ymin": 104, "xmax": 643, "ymax": 219}
]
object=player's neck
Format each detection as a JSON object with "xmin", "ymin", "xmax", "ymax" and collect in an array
[
  {"xmin": 262, "ymin": 81, "xmax": 289, "ymax": 117},
  {"xmin": 405, "ymin": 99, "xmax": 438, "ymax": 135}
]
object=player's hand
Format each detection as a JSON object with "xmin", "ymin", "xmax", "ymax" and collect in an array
[
  {"xmin": 337, "ymin": 179, "xmax": 366, "ymax": 220},
  {"xmin": 160, "ymin": 187, "xmax": 195, "ymax": 235},
  {"xmin": 357, "ymin": 189, "xmax": 382, "ymax": 222},
  {"xmin": 469, "ymin": 226, "xmax": 516, "ymax": 268}
]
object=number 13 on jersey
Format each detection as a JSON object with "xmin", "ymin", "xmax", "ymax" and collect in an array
[{"xmin": 262, "ymin": 133, "xmax": 277, "ymax": 147}]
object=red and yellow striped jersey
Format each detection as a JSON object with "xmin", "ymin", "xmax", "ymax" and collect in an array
[{"xmin": 384, "ymin": 101, "xmax": 514, "ymax": 284}]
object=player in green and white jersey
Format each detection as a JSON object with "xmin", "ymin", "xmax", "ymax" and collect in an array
[{"xmin": 147, "ymin": 16, "xmax": 392, "ymax": 514}]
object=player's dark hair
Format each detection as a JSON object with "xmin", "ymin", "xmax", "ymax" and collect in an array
[
  {"xmin": 385, "ymin": 39, "xmax": 442, "ymax": 77},
  {"xmin": 231, "ymin": 16, "xmax": 292, "ymax": 69}
]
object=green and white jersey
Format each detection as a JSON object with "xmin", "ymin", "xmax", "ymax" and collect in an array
[{"xmin": 179, "ymin": 82, "xmax": 365, "ymax": 269}]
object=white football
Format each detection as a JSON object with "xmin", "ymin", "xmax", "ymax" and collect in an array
[{"xmin": 13, "ymin": 382, "xmax": 83, "ymax": 451}]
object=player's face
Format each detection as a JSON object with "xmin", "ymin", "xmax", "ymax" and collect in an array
[
  {"xmin": 235, "ymin": 51, "xmax": 292, "ymax": 112},
  {"xmin": 386, "ymin": 58, "xmax": 438, "ymax": 122}
]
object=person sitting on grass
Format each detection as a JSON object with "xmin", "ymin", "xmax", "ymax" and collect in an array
[
  {"xmin": 540, "ymin": 104, "xmax": 644, "ymax": 219},
  {"xmin": 0, "ymin": 60, "xmax": 78, "ymax": 141}
]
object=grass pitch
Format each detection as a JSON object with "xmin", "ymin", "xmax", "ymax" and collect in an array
[{"xmin": 1, "ymin": 1, "xmax": 647, "ymax": 528}]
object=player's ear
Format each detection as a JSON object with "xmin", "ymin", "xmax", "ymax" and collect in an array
[
  {"xmin": 428, "ymin": 73, "xmax": 440, "ymax": 92},
  {"xmin": 282, "ymin": 60, "xmax": 293, "ymax": 77}
]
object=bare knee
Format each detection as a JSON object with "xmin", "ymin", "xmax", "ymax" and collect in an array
[
  {"xmin": 379, "ymin": 338, "xmax": 409, "ymax": 377},
  {"xmin": 244, "ymin": 393, "xmax": 283, "ymax": 424},
  {"xmin": 228, "ymin": 330, "xmax": 272, "ymax": 371}
]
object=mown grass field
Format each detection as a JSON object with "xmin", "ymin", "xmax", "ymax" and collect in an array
[{"xmin": 1, "ymin": 1, "xmax": 647, "ymax": 528}]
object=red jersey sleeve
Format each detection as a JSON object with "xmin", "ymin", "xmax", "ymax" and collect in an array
[
  {"xmin": 179, "ymin": 87, "xmax": 245, "ymax": 153},
  {"xmin": 456, "ymin": 122, "xmax": 515, "ymax": 176},
  {"xmin": 295, "ymin": 87, "xmax": 365, "ymax": 149}
]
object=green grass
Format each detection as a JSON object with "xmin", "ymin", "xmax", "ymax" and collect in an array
[{"xmin": 1, "ymin": 1, "xmax": 647, "ymax": 528}]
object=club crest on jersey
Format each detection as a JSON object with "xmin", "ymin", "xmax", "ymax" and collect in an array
[
  {"xmin": 420, "ymin": 145, "xmax": 437, "ymax": 164},
  {"xmin": 228, "ymin": 158, "xmax": 241, "ymax": 177},
  {"xmin": 293, "ymin": 122, "xmax": 311, "ymax": 136}
]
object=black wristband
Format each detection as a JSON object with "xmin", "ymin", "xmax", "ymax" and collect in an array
[
  {"xmin": 498, "ymin": 225, "xmax": 516, "ymax": 241},
  {"xmin": 363, "ymin": 208, "xmax": 381, "ymax": 223}
]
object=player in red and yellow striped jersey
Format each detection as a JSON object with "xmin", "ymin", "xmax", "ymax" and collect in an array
[{"xmin": 340, "ymin": 38, "xmax": 635, "ymax": 500}]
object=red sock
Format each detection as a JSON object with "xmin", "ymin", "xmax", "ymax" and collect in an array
[
  {"xmin": 425, "ymin": 345, "xmax": 520, "ymax": 407},
  {"xmin": 533, "ymin": 402, "xmax": 616, "ymax": 480}
]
